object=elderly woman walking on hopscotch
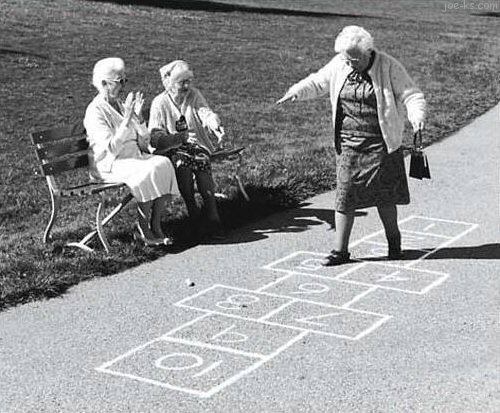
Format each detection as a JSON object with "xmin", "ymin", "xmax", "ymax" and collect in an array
[{"xmin": 277, "ymin": 25, "xmax": 426, "ymax": 265}]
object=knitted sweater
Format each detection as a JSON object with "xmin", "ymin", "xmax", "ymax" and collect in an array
[{"xmin": 286, "ymin": 50, "xmax": 426, "ymax": 153}]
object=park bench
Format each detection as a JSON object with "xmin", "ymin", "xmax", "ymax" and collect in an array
[
  {"xmin": 30, "ymin": 123, "xmax": 133, "ymax": 253},
  {"xmin": 30, "ymin": 123, "xmax": 248, "ymax": 253}
]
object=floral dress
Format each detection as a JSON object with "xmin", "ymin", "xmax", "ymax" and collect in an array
[{"xmin": 334, "ymin": 68, "xmax": 410, "ymax": 212}]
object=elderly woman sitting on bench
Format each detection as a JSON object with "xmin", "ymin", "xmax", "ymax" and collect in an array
[
  {"xmin": 84, "ymin": 57, "xmax": 179, "ymax": 246},
  {"xmin": 149, "ymin": 60, "xmax": 226, "ymax": 239}
]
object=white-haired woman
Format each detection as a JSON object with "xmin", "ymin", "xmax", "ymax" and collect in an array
[
  {"xmin": 277, "ymin": 25, "xmax": 426, "ymax": 265},
  {"xmin": 84, "ymin": 57, "xmax": 179, "ymax": 246},
  {"xmin": 149, "ymin": 60, "xmax": 225, "ymax": 239}
]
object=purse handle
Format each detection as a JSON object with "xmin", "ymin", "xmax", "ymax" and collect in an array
[{"xmin": 413, "ymin": 129, "xmax": 423, "ymax": 150}]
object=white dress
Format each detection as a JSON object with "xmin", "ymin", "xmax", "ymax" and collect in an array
[{"xmin": 84, "ymin": 95, "xmax": 179, "ymax": 202}]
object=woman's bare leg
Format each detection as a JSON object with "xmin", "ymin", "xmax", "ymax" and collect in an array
[
  {"xmin": 137, "ymin": 200, "xmax": 155, "ymax": 240},
  {"xmin": 377, "ymin": 204, "xmax": 402, "ymax": 256},
  {"xmin": 151, "ymin": 195, "xmax": 170, "ymax": 238},
  {"xmin": 334, "ymin": 211, "xmax": 355, "ymax": 253}
]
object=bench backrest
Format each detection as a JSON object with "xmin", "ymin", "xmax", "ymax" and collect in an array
[{"xmin": 30, "ymin": 123, "xmax": 88, "ymax": 177}]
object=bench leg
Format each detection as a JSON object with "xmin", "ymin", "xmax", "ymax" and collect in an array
[
  {"xmin": 234, "ymin": 174, "xmax": 250, "ymax": 201},
  {"xmin": 96, "ymin": 193, "xmax": 111, "ymax": 253},
  {"xmin": 43, "ymin": 190, "xmax": 61, "ymax": 243},
  {"xmin": 66, "ymin": 193, "xmax": 133, "ymax": 253}
]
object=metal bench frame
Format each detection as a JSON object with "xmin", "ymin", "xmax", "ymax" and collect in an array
[{"xmin": 30, "ymin": 123, "xmax": 133, "ymax": 253}]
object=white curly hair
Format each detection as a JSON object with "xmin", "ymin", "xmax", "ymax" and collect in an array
[
  {"xmin": 334, "ymin": 26, "xmax": 374, "ymax": 54},
  {"xmin": 92, "ymin": 57, "xmax": 125, "ymax": 93}
]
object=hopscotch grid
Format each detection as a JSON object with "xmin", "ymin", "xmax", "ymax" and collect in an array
[
  {"xmin": 95, "ymin": 367, "xmax": 210, "ymax": 398},
  {"xmin": 160, "ymin": 336, "xmax": 266, "ymax": 360},
  {"xmin": 176, "ymin": 283, "xmax": 390, "ymax": 318},
  {"xmin": 255, "ymin": 273, "xmax": 294, "ymax": 292},
  {"xmin": 96, "ymin": 338, "xmax": 164, "ymax": 371},
  {"xmin": 204, "ymin": 331, "xmax": 309, "ymax": 397},
  {"xmin": 174, "ymin": 284, "xmax": 224, "ymax": 308},
  {"xmin": 353, "ymin": 314, "xmax": 393, "ymax": 340},
  {"xmin": 333, "ymin": 266, "xmax": 450, "ymax": 295},
  {"xmin": 262, "ymin": 251, "xmax": 322, "ymax": 272},
  {"xmin": 341, "ymin": 286, "xmax": 380, "ymax": 308},
  {"xmin": 161, "ymin": 313, "xmax": 212, "ymax": 339},
  {"xmin": 408, "ymin": 215, "xmax": 478, "ymax": 226},
  {"xmin": 96, "ymin": 214, "xmax": 478, "ymax": 398},
  {"xmin": 166, "ymin": 305, "xmax": 380, "ymax": 340},
  {"xmin": 403, "ymin": 224, "xmax": 479, "ymax": 269}
]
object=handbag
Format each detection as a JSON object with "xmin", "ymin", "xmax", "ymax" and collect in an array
[{"xmin": 409, "ymin": 130, "xmax": 431, "ymax": 180}]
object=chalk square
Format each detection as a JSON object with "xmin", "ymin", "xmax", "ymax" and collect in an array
[
  {"xmin": 263, "ymin": 251, "xmax": 360, "ymax": 278},
  {"xmin": 360, "ymin": 230, "xmax": 454, "ymax": 252},
  {"xmin": 163, "ymin": 313, "xmax": 303, "ymax": 357},
  {"xmin": 98, "ymin": 339, "xmax": 259, "ymax": 397},
  {"xmin": 264, "ymin": 300, "xmax": 389, "ymax": 340},
  {"xmin": 399, "ymin": 216, "xmax": 476, "ymax": 238},
  {"xmin": 260, "ymin": 272, "xmax": 372, "ymax": 307},
  {"xmin": 352, "ymin": 241, "xmax": 429, "ymax": 262},
  {"xmin": 336, "ymin": 263, "xmax": 449, "ymax": 294},
  {"xmin": 175, "ymin": 285, "xmax": 293, "ymax": 320}
]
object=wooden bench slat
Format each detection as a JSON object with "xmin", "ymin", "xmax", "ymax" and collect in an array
[
  {"xmin": 40, "ymin": 154, "xmax": 89, "ymax": 176},
  {"xmin": 36, "ymin": 137, "xmax": 89, "ymax": 160},
  {"xmin": 30, "ymin": 124, "xmax": 85, "ymax": 144}
]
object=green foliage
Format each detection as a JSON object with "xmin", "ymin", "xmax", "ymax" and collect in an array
[{"xmin": 1, "ymin": 0, "xmax": 499, "ymax": 309}]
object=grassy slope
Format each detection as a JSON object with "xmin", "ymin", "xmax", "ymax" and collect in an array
[{"xmin": 0, "ymin": 0, "xmax": 498, "ymax": 308}]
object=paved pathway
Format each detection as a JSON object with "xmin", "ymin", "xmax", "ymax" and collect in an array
[{"xmin": 1, "ymin": 104, "xmax": 499, "ymax": 412}]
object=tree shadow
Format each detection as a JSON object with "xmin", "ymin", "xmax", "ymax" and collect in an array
[{"xmin": 87, "ymin": 0, "xmax": 374, "ymax": 19}]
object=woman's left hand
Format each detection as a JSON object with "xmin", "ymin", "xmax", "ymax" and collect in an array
[
  {"xmin": 213, "ymin": 126, "xmax": 225, "ymax": 144},
  {"xmin": 134, "ymin": 91, "xmax": 145, "ymax": 122},
  {"xmin": 411, "ymin": 120, "xmax": 424, "ymax": 132}
]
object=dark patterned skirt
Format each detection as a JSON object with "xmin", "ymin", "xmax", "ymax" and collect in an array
[
  {"xmin": 335, "ymin": 142, "xmax": 410, "ymax": 212},
  {"xmin": 166, "ymin": 143, "xmax": 212, "ymax": 172}
]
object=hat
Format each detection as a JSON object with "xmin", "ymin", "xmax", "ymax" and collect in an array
[{"xmin": 159, "ymin": 60, "xmax": 194, "ymax": 83}]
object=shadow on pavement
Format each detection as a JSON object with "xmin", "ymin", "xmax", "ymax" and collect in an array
[
  {"xmin": 358, "ymin": 244, "xmax": 500, "ymax": 262},
  {"xmin": 422, "ymin": 244, "xmax": 500, "ymax": 260}
]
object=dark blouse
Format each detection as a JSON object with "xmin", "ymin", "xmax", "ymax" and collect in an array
[{"xmin": 335, "ymin": 52, "xmax": 383, "ymax": 151}]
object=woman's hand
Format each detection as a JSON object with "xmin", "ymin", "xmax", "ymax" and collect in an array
[
  {"xmin": 123, "ymin": 92, "xmax": 136, "ymax": 125},
  {"xmin": 213, "ymin": 126, "xmax": 225, "ymax": 144},
  {"xmin": 276, "ymin": 92, "xmax": 297, "ymax": 105},
  {"xmin": 133, "ymin": 91, "xmax": 145, "ymax": 122},
  {"xmin": 411, "ymin": 120, "xmax": 425, "ymax": 132}
]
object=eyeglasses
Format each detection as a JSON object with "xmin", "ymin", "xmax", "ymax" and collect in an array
[
  {"xmin": 107, "ymin": 77, "xmax": 128, "ymax": 85},
  {"xmin": 343, "ymin": 55, "xmax": 361, "ymax": 64}
]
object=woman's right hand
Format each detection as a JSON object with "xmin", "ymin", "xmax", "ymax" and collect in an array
[
  {"xmin": 123, "ymin": 92, "xmax": 136, "ymax": 124},
  {"xmin": 276, "ymin": 91, "xmax": 297, "ymax": 105}
]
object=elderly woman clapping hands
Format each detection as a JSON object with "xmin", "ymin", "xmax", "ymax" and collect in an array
[{"xmin": 84, "ymin": 57, "xmax": 179, "ymax": 246}]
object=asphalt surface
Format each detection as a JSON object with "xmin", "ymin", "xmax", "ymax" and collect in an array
[{"xmin": 1, "ymin": 104, "xmax": 499, "ymax": 413}]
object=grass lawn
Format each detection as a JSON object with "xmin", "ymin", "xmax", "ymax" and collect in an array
[{"xmin": 0, "ymin": 0, "xmax": 498, "ymax": 309}]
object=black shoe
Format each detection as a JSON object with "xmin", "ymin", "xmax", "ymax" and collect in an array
[
  {"xmin": 388, "ymin": 249, "xmax": 404, "ymax": 260},
  {"xmin": 387, "ymin": 235, "xmax": 402, "ymax": 260},
  {"xmin": 321, "ymin": 251, "xmax": 351, "ymax": 266}
]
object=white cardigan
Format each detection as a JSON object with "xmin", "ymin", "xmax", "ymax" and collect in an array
[{"xmin": 286, "ymin": 50, "xmax": 426, "ymax": 153}]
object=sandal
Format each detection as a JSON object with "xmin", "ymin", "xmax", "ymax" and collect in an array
[
  {"xmin": 321, "ymin": 251, "xmax": 351, "ymax": 266},
  {"xmin": 135, "ymin": 222, "xmax": 171, "ymax": 247}
]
